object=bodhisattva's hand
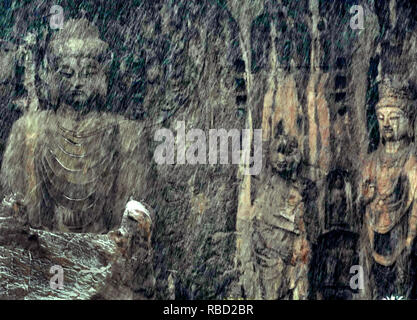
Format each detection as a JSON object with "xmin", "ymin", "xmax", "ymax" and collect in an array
[
  {"xmin": 362, "ymin": 180, "xmax": 376, "ymax": 204},
  {"xmin": 406, "ymin": 237, "xmax": 412, "ymax": 250}
]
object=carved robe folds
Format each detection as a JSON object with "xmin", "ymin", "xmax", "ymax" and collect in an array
[
  {"xmin": 252, "ymin": 177, "xmax": 310, "ymax": 300},
  {"xmin": 360, "ymin": 144, "xmax": 417, "ymax": 299},
  {"xmin": 0, "ymin": 110, "xmax": 151, "ymax": 234}
]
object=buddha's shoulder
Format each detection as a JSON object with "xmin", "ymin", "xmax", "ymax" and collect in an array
[
  {"xmin": 113, "ymin": 115, "xmax": 147, "ymax": 152},
  {"xmin": 11, "ymin": 110, "xmax": 54, "ymax": 134},
  {"xmin": 115, "ymin": 116, "xmax": 145, "ymax": 135}
]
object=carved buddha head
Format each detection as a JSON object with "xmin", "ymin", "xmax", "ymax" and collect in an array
[
  {"xmin": 376, "ymin": 79, "xmax": 416, "ymax": 143},
  {"xmin": 45, "ymin": 19, "xmax": 112, "ymax": 112}
]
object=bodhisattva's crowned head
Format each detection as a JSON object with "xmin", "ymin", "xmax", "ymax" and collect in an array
[
  {"xmin": 269, "ymin": 133, "xmax": 301, "ymax": 178},
  {"xmin": 376, "ymin": 78, "xmax": 416, "ymax": 143},
  {"xmin": 46, "ymin": 18, "xmax": 111, "ymax": 112}
]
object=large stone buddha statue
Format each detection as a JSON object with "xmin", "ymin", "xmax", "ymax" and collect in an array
[{"xmin": 0, "ymin": 19, "xmax": 152, "ymax": 234}]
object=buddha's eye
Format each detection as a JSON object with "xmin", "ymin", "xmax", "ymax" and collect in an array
[
  {"xmin": 59, "ymin": 68, "xmax": 74, "ymax": 78},
  {"xmin": 390, "ymin": 116, "xmax": 400, "ymax": 121},
  {"xmin": 82, "ymin": 63, "xmax": 99, "ymax": 77},
  {"xmin": 83, "ymin": 68, "xmax": 98, "ymax": 77},
  {"xmin": 60, "ymin": 72, "xmax": 72, "ymax": 78}
]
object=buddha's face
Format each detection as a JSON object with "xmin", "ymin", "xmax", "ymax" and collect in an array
[
  {"xmin": 54, "ymin": 54, "xmax": 106, "ymax": 111},
  {"xmin": 376, "ymin": 106, "xmax": 409, "ymax": 142},
  {"xmin": 0, "ymin": 41, "xmax": 15, "ymax": 84}
]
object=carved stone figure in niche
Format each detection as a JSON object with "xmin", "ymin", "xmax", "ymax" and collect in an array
[
  {"xmin": 0, "ymin": 19, "xmax": 152, "ymax": 235},
  {"xmin": 0, "ymin": 40, "xmax": 23, "ymax": 167},
  {"xmin": 360, "ymin": 78, "xmax": 417, "ymax": 299},
  {"xmin": 309, "ymin": 169, "xmax": 358, "ymax": 300},
  {"xmin": 251, "ymin": 125, "xmax": 312, "ymax": 299},
  {"xmin": 325, "ymin": 169, "xmax": 353, "ymax": 231}
]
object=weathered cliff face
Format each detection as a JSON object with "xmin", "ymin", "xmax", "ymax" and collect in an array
[
  {"xmin": 0, "ymin": 197, "xmax": 155, "ymax": 299},
  {"xmin": 1, "ymin": 0, "xmax": 417, "ymax": 300}
]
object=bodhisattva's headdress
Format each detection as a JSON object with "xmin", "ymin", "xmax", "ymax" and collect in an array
[
  {"xmin": 376, "ymin": 78, "xmax": 416, "ymax": 120},
  {"xmin": 47, "ymin": 18, "xmax": 110, "ymax": 66}
]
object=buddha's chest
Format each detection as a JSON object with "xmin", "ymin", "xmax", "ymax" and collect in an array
[{"xmin": 34, "ymin": 121, "xmax": 120, "ymax": 231}]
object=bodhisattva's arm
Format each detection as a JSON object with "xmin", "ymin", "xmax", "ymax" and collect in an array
[{"xmin": 406, "ymin": 165, "xmax": 417, "ymax": 248}]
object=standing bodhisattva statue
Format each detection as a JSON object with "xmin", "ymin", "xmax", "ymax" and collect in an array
[
  {"xmin": 360, "ymin": 78, "xmax": 417, "ymax": 299},
  {"xmin": 0, "ymin": 19, "xmax": 152, "ymax": 234}
]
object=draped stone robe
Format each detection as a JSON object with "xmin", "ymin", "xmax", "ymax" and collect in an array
[
  {"xmin": 0, "ymin": 83, "xmax": 22, "ymax": 167},
  {"xmin": 0, "ymin": 109, "xmax": 151, "ymax": 234},
  {"xmin": 360, "ymin": 143, "xmax": 417, "ymax": 299},
  {"xmin": 250, "ymin": 175, "xmax": 310, "ymax": 300}
]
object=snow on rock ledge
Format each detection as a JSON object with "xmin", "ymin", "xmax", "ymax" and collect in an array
[{"xmin": 0, "ymin": 201, "xmax": 155, "ymax": 300}]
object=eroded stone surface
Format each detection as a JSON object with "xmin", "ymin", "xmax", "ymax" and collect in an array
[
  {"xmin": 0, "ymin": 199, "xmax": 155, "ymax": 300},
  {"xmin": 1, "ymin": 0, "xmax": 417, "ymax": 300}
]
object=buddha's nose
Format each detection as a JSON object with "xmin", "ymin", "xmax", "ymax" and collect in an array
[{"xmin": 73, "ymin": 74, "xmax": 84, "ymax": 89}]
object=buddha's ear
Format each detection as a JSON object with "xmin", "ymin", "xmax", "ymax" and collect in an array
[
  {"xmin": 39, "ymin": 53, "xmax": 60, "ymax": 108},
  {"xmin": 409, "ymin": 119, "xmax": 414, "ymax": 140},
  {"xmin": 409, "ymin": 108, "xmax": 417, "ymax": 140},
  {"xmin": 97, "ymin": 52, "xmax": 113, "ymax": 101},
  {"xmin": 411, "ymin": 119, "xmax": 417, "ymax": 142},
  {"xmin": 102, "ymin": 50, "xmax": 114, "ymax": 75}
]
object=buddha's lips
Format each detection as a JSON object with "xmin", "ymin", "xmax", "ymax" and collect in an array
[{"xmin": 71, "ymin": 90, "xmax": 86, "ymax": 98}]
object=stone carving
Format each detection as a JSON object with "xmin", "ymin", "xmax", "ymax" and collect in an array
[
  {"xmin": 0, "ymin": 197, "xmax": 155, "ymax": 299},
  {"xmin": 0, "ymin": 40, "xmax": 17, "ymax": 92},
  {"xmin": 0, "ymin": 18, "xmax": 155, "ymax": 299},
  {"xmin": 325, "ymin": 169, "xmax": 353, "ymax": 231},
  {"xmin": 359, "ymin": 78, "xmax": 417, "ymax": 299},
  {"xmin": 309, "ymin": 169, "xmax": 359, "ymax": 300},
  {"xmin": 2, "ymin": 0, "xmax": 417, "ymax": 301},
  {"xmin": 250, "ymin": 127, "xmax": 312, "ymax": 299},
  {"xmin": 0, "ymin": 18, "xmax": 152, "ymax": 234},
  {"xmin": 0, "ymin": 40, "xmax": 23, "ymax": 167}
]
